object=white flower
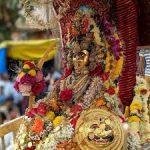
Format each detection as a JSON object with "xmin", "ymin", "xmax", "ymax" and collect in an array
[
  {"xmin": 28, "ymin": 142, "xmax": 32, "ymax": 148},
  {"xmin": 20, "ymin": 139, "xmax": 25, "ymax": 145},
  {"xmin": 35, "ymin": 123, "xmax": 74, "ymax": 149}
]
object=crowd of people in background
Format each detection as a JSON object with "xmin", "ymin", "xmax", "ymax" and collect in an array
[
  {"xmin": 0, "ymin": 66, "xmax": 61, "ymax": 126},
  {"xmin": 0, "ymin": 73, "xmax": 21, "ymax": 124}
]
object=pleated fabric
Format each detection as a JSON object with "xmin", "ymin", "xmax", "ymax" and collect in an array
[{"xmin": 115, "ymin": 0, "xmax": 138, "ymax": 106}]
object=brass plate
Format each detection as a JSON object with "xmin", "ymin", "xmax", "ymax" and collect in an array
[{"xmin": 75, "ymin": 108, "xmax": 125, "ymax": 150}]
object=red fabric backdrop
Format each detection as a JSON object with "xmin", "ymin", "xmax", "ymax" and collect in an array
[{"xmin": 115, "ymin": 0, "xmax": 138, "ymax": 106}]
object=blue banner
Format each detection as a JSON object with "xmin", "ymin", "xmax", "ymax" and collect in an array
[{"xmin": 0, "ymin": 47, "xmax": 7, "ymax": 73}]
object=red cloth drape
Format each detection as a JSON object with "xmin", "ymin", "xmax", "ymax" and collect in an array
[{"xmin": 115, "ymin": 0, "xmax": 138, "ymax": 106}]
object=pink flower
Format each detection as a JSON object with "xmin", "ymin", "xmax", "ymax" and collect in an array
[
  {"xmin": 18, "ymin": 83, "xmax": 32, "ymax": 96},
  {"xmin": 32, "ymin": 80, "xmax": 45, "ymax": 95},
  {"xmin": 59, "ymin": 89, "xmax": 73, "ymax": 102},
  {"xmin": 37, "ymin": 102, "xmax": 48, "ymax": 116},
  {"xmin": 20, "ymin": 74, "xmax": 36, "ymax": 84}
]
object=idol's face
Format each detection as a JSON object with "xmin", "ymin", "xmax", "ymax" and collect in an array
[{"xmin": 73, "ymin": 50, "xmax": 89, "ymax": 74}]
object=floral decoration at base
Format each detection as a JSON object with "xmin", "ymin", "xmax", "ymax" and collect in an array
[
  {"xmin": 128, "ymin": 76, "xmax": 150, "ymax": 145},
  {"xmin": 15, "ymin": 99, "xmax": 74, "ymax": 150}
]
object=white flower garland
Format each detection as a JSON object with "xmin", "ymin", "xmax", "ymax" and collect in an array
[
  {"xmin": 15, "ymin": 124, "xmax": 28, "ymax": 150},
  {"xmin": 127, "ymin": 132, "xmax": 141, "ymax": 150},
  {"xmin": 36, "ymin": 124, "xmax": 74, "ymax": 150},
  {"xmin": 104, "ymin": 92, "xmax": 123, "ymax": 117}
]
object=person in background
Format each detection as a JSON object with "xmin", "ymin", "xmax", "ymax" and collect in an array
[
  {"xmin": 12, "ymin": 77, "xmax": 23, "ymax": 114},
  {"xmin": 1, "ymin": 73, "xmax": 13, "ymax": 99},
  {"xmin": 0, "ymin": 111, "xmax": 13, "ymax": 150},
  {"xmin": 0, "ymin": 97, "xmax": 20, "ymax": 120},
  {"xmin": 45, "ymin": 66, "xmax": 61, "ymax": 92},
  {"xmin": 0, "ymin": 75, "xmax": 5, "ymax": 105},
  {"xmin": 139, "ymin": 49, "xmax": 150, "ymax": 89},
  {"xmin": 0, "ymin": 73, "xmax": 23, "ymax": 114},
  {"xmin": 0, "ymin": 97, "xmax": 19, "ymax": 150},
  {"xmin": 0, "ymin": 111, "xmax": 7, "ymax": 125}
]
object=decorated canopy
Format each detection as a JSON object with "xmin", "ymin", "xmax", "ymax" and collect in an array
[
  {"xmin": 0, "ymin": 39, "xmax": 59, "ymax": 60},
  {"xmin": 0, "ymin": 39, "xmax": 59, "ymax": 73}
]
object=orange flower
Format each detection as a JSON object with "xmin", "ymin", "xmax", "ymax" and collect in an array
[
  {"xmin": 31, "ymin": 117, "xmax": 44, "ymax": 134},
  {"xmin": 95, "ymin": 99, "xmax": 106, "ymax": 107}
]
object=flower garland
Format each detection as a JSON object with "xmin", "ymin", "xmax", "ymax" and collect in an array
[
  {"xmin": 127, "ymin": 132, "xmax": 141, "ymax": 150},
  {"xmin": 15, "ymin": 121, "xmax": 73, "ymax": 150},
  {"xmin": 102, "ymin": 18, "xmax": 124, "ymax": 60},
  {"xmin": 15, "ymin": 99, "xmax": 74, "ymax": 150},
  {"xmin": 128, "ymin": 76, "xmax": 150, "ymax": 144},
  {"xmin": 105, "ymin": 51, "xmax": 112, "ymax": 73},
  {"xmin": 102, "ymin": 18, "xmax": 124, "ymax": 81},
  {"xmin": 110, "ymin": 56, "xmax": 124, "ymax": 81},
  {"xmin": 103, "ymin": 80, "xmax": 124, "ymax": 117}
]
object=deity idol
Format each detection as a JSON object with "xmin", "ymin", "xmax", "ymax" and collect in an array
[
  {"xmin": 50, "ymin": 6, "xmax": 124, "ymax": 113},
  {"xmin": 15, "ymin": 1, "xmax": 142, "ymax": 150}
]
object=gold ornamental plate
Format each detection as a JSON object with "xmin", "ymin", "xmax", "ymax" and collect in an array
[{"xmin": 75, "ymin": 108, "xmax": 125, "ymax": 150}]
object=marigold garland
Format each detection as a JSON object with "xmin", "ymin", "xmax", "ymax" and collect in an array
[
  {"xmin": 128, "ymin": 116, "xmax": 141, "ymax": 123},
  {"xmin": 128, "ymin": 76, "xmax": 150, "ymax": 144},
  {"xmin": 44, "ymin": 111, "xmax": 55, "ymax": 121},
  {"xmin": 110, "ymin": 55, "xmax": 124, "ymax": 81},
  {"xmin": 130, "ymin": 99, "xmax": 142, "ymax": 112},
  {"xmin": 105, "ymin": 51, "xmax": 111, "ymax": 73}
]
